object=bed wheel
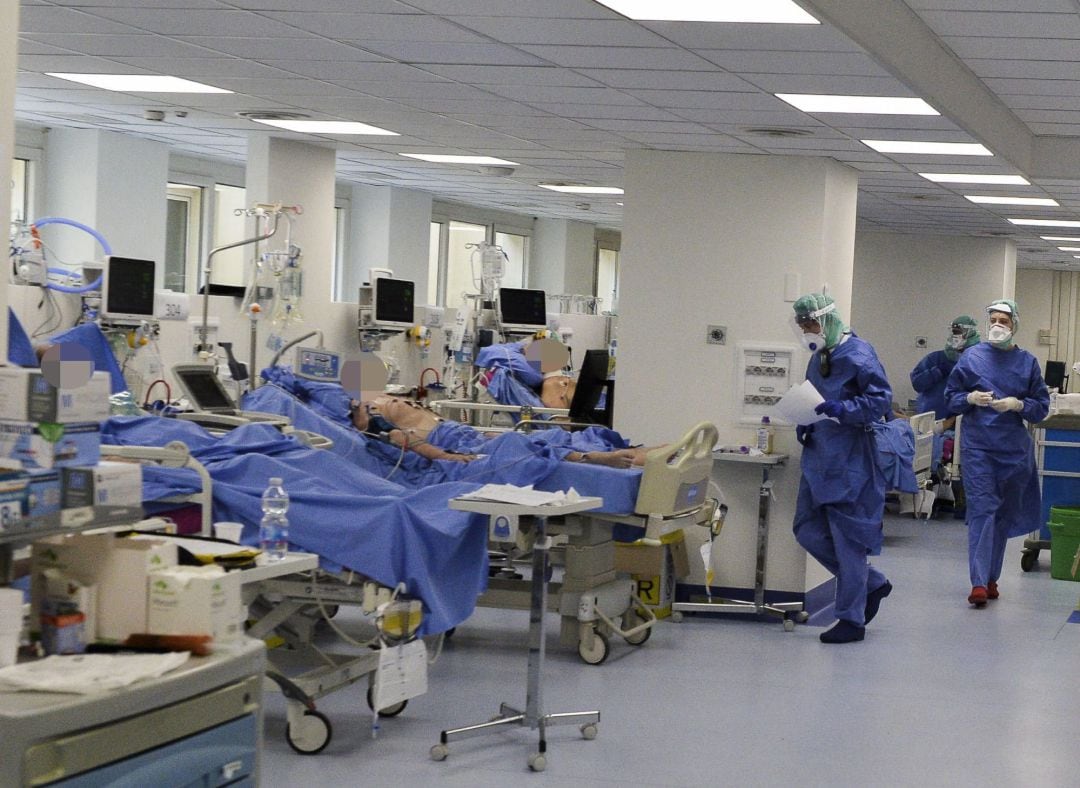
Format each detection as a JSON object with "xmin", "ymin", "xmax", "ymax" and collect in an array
[
  {"xmin": 286, "ymin": 710, "xmax": 332, "ymax": 755},
  {"xmin": 366, "ymin": 687, "xmax": 408, "ymax": 717},
  {"xmin": 528, "ymin": 752, "xmax": 547, "ymax": 772},
  {"xmin": 1020, "ymin": 551, "xmax": 1038, "ymax": 572},
  {"xmin": 795, "ymin": 611, "xmax": 810, "ymax": 623},
  {"xmin": 783, "ymin": 619, "xmax": 795, "ymax": 632},
  {"xmin": 670, "ymin": 611, "xmax": 684, "ymax": 623},
  {"xmin": 623, "ymin": 619, "xmax": 651, "ymax": 646},
  {"xmin": 578, "ymin": 631, "xmax": 609, "ymax": 665},
  {"xmin": 430, "ymin": 743, "xmax": 449, "ymax": 761}
]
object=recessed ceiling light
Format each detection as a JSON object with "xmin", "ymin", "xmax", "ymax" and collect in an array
[
  {"xmin": 965, "ymin": 195, "xmax": 1059, "ymax": 207},
  {"xmin": 400, "ymin": 154, "xmax": 519, "ymax": 165},
  {"xmin": 251, "ymin": 119, "xmax": 397, "ymax": 135},
  {"xmin": 775, "ymin": 94, "xmax": 938, "ymax": 115},
  {"xmin": 1009, "ymin": 218, "xmax": 1080, "ymax": 227},
  {"xmin": 863, "ymin": 140, "xmax": 993, "ymax": 156},
  {"xmin": 1041, "ymin": 236, "xmax": 1080, "ymax": 242},
  {"xmin": 593, "ymin": 0, "xmax": 818, "ymax": 23},
  {"xmin": 920, "ymin": 173, "xmax": 1029, "ymax": 185},
  {"xmin": 46, "ymin": 73, "xmax": 232, "ymax": 93},
  {"xmin": 539, "ymin": 184, "xmax": 624, "ymax": 195}
]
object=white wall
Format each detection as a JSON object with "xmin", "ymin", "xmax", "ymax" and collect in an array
[
  {"xmin": 1015, "ymin": 268, "xmax": 1055, "ymax": 370},
  {"xmin": 851, "ymin": 232, "xmax": 1017, "ymax": 408},
  {"xmin": 0, "ymin": 2, "xmax": 17, "ymax": 361}
]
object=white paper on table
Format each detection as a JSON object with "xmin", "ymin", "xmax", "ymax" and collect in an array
[
  {"xmin": 771, "ymin": 379, "xmax": 831, "ymax": 425},
  {"xmin": 456, "ymin": 483, "xmax": 581, "ymax": 506}
]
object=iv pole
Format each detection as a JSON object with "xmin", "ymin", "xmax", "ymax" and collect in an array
[{"xmin": 196, "ymin": 202, "xmax": 301, "ymax": 359}]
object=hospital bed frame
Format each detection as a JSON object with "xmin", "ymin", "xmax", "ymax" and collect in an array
[
  {"xmin": 108, "ymin": 437, "xmax": 419, "ymax": 756},
  {"xmin": 896, "ymin": 411, "xmax": 937, "ymax": 520},
  {"xmin": 474, "ymin": 421, "xmax": 720, "ymax": 665}
]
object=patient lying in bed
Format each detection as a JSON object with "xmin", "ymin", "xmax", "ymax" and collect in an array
[{"xmin": 351, "ymin": 395, "xmax": 648, "ymax": 468}]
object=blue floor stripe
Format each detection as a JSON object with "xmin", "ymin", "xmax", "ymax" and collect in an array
[{"xmin": 1067, "ymin": 610, "xmax": 1080, "ymax": 624}]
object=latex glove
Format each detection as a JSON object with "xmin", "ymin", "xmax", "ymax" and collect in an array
[
  {"xmin": 814, "ymin": 399, "xmax": 845, "ymax": 419},
  {"xmin": 933, "ymin": 420, "xmax": 945, "ymax": 436},
  {"xmin": 796, "ymin": 424, "xmax": 814, "ymax": 446},
  {"xmin": 966, "ymin": 391, "xmax": 994, "ymax": 407},
  {"xmin": 991, "ymin": 396, "xmax": 1023, "ymax": 413}
]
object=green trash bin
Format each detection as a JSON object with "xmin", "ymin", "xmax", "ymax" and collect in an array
[
  {"xmin": 1049, "ymin": 505, "xmax": 1080, "ymax": 527},
  {"xmin": 1048, "ymin": 520, "xmax": 1080, "ymax": 581}
]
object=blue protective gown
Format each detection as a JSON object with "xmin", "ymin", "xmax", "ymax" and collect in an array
[
  {"xmin": 795, "ymin": 334, "xmax": 893, "ymax": 626},
  {"xmin": 944, "ymin": 343, "xmax": 1050, "ymax": 587},
  {"xmin": 910, "ymin": 349, "xmax": 956, "ymax": 418}
]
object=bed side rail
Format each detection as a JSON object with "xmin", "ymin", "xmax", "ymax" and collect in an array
[{"xmin": 633, "ymin": 421, "xmax": 719, "ymax": 517}]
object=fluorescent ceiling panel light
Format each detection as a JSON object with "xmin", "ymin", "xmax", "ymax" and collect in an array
[
  {"xmin": 920, "ymin": 173, "xmax": 1029, "ymax": 185},
  {"xmin": 775, "ymin": 94, "xmax": 937, "ymax": 115},
  {"xmin": 539, "ymin": 185, "xmax": 624, "ymax": 195},
  {"xmin": 1008, "ymin": 218, "xmax": 1080, "ymax": 227},
  {"xmin": 1041, "ymin": 236, "xmax": 1080, "ymax": 242},
  {"xmin": 862, "ymin": 140, "xmax": 993, "ymax": 156},
  {"xmin": 252, "ymin": 119, "xmax": 397, "ymax": 135},
  {"xmin": 46, "ymin": 73, "xmax": 232, "ymax": 93},
  {"xmin": 965, "ymin": 195, "xmax": 1059, "ymax": 207},
  {"xmin": 593, "ymin": 1, "xmax": 818, "ymax": 23},
  {"xmin": 1059, "ymin": 247, "xmax": 1080, "ymax": 251},
  {"xmin": 400, "ymin": 154, "xmax": 518, "ymax": 165}
]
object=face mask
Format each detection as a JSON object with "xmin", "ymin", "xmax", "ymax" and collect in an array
[
  {"xmin": 947, "ymin": 334, "xmax": 966, "ymax": 350},
  {"xmin": 801, "ymin": 333, "xmax": 827, "ymax": 352},
  {"xmin": 987, "ymin": 324, "xmax": 1012, "ymax": 346}
]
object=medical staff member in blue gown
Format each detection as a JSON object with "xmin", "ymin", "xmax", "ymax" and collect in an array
[
  {"xmin": 944, "ymin": 300, "xmax": 1049, "ymax": 608},
  {"xmin": 910, "ymin": 315, "xmax": 980, "ymax": 419},
  {"xmin": 792, "ymin": 293, "xmax": 894, "ymax": 644}
]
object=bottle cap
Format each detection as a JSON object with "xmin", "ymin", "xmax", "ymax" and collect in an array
[
  {"xmin": 269, "ymin": 477, "xmax": 283, "ymax": 486},
  {"xmin": 761, "ymin": 416, "xmax": 770, "ymax": 424}
]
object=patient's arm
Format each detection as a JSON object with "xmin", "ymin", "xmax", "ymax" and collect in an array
[
  {"xmin": 388, "ymin": 429, "xmax": 477, "ymax": 463},
  {"xmin": 566, "ymin": 447, "xmax": 650, "ymax": 468}
]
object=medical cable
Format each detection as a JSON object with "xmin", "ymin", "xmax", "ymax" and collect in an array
[{"xmin": 303, "ymin": 570, "xmax": 382, "ymax": 650}]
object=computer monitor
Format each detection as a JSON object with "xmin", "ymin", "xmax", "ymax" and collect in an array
[
  {"xmin": 101, "ymin": 256, "xmax": 156, "ymax": 322},
  {"xmin": 568, "ymin": 349, "xmax": 614, "ymax": 428},
  {"xmin": 172, "ymin": 364, "xmax": 237, "ymax": 413},
  {"xmin": 1045, "ymin": 360, "xmax": 1067, "ymax": 393},
  {"xmin": 498, "ymin": 288, "xmax": 547, "ymax": 333},
  {"xmin": 373, "ymin": 276, "xmax": 415, "ymax": 330}
]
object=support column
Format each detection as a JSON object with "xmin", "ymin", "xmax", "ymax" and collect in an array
[
  {"xmin": 531, "ymin": 218, "xmax": 595, "ymax": 296},
  {"xmin": 617, "ymin": 149, "xmax": 860, "ymax": 602},
  {"xmin": 0, "ymin": 1, "xmax": 17, "ymax": 362}
]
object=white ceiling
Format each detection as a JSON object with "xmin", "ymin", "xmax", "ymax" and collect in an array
[{"xmin": 14, "ymin": 0, "xmax": 1080, "ymax": 269}]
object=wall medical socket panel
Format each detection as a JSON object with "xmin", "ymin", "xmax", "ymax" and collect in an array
[{"xmin": 737, "ymin": 343, "xmax": 796, "ymax": 425}]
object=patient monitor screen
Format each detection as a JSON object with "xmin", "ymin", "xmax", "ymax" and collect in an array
[
  {"xmin": 176, "ymin": 368, "xmax": 234, "ymax": 411},
  {"xmin": 374, "ymin": 277, "xmax": 415, "ymax": 326},
  {"xmin": 103, "ymin": 256, "xmax": 156, "ymax": 320},
  {"xmin": 499, "ymin": 288, "xmax": 547, "ymax": 329}
]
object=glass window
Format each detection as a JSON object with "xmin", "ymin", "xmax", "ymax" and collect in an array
[
  {"xmin": 494, "ymin": 231, "xmax": 527, "ymax": 288},
  {"xmin": 165, "ymin": 183, "xmax": 203, "ymax": 293},
  {"xmin": 9, "ymin": 158, "xmax": 28, "ymax": 226},
  {"xmin": 428, "ymin": 221, "xmax": 443, "ymax": 305},
  {"xmin": 209, "ymin": 184, "xmax": 247, "ymax": 288},
  {"xmin": 443, "ymin": 221, "xmax": 487, "ymax": 307},
  {"xmin": 597, "ymin": 246, "xmax": 619, "ymax": 314}
]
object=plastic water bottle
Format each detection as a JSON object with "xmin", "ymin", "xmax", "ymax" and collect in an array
[
  {"xmin": 756, "ymin": 416, "xmax": 774, "ymax": 454},
  {"xmin": 259, "ymin": 477, "xmax": 290, "ymax": 562}
]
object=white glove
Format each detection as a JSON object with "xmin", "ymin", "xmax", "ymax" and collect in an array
[
  {"xmin": 967, "ymin": 391, "xmax": 994, "ymax": 407},
  {"xmin": 991, "ymin": 396, "xmax": 1023, "ymax": 413}
]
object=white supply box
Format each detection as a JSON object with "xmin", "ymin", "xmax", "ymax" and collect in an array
[
  {"xmin": 96, "ymin": 538, "xmax": 178, "ymax": 642},
  {"xmin": 147, "ymin": 565, "xmax": 243, "ymax": 643},
  {"xmin": 61, "ymin": 461, "xmax": 143, "ymax": 511},
  {"xmin": 30, "ymin": 533, "xmax": 114, "ymax": 635},
  {"xmin": 0, "ymin": 368, "xmax": 111, "ymax": 423},
  {"xmin": 0, "ymin": 421, "xmax": 102, "ymax": 471}
]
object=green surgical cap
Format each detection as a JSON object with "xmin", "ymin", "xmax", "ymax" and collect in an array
[
  {"xmin": 987, "ymin": 299, "xmax": 1019, "ymax": 331},
  {"xmin": 793, "ymin": 292, "xmax": 847, "ymax": 349}
]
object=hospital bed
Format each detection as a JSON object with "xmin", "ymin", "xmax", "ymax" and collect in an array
[
  {"xmin": 102, "ymin": 417, "xmax": 432, "ymax": 755},
  {"xmin": 238, "ymin": 380, "xmax": 721, "ymax": 663},
  {"xmin": 896, "ymin": 411, "xmax": 937, "ymax": 519}
]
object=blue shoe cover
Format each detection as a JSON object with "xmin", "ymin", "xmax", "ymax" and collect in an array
[
  {"xmin": 864, "ymin": 580, "xmax": 893, "ymax": 624},
  {"xmin": 820, "ymin": 620, "xmax": 865, "ymax": 643}
]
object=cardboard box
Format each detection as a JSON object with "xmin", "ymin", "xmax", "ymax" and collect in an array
[
  {"xmin": 25, "ymin": 469, "xmax": 61, "ymax": 524},
  {"xmin": 0, "ymin": 421, "xmax": 101, "ymax": 470},
  {"xmin": 96, "ymin": 538, "xmax": 178, "ymax": 642},
  {"xmin": 147, "ymin": 566, "xmax": 242, "ymax": 643},
  {"xmin": 62, "ymin": 461, "xmax": 143, "ymax": 510},
  {"xmin": 614, "ymin": 530, "xmax": 689, "ymax": 619},
  {"xmin": 0, "ymin": 368, "xmax": 111, "ymax": 423}
]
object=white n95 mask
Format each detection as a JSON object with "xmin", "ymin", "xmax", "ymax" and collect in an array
[
  {"xmin": 801, "ymin": 333, "xmax": 827, "ymax": 352},
  {"xmin": 987, "ymin": 324, "xmax": 1012, "ymax": 346}
]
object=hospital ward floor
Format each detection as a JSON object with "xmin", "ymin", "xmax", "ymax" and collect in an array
[{"xmin": 259, "ymin": 512, "xmax": 1080, "ymax": 787}]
